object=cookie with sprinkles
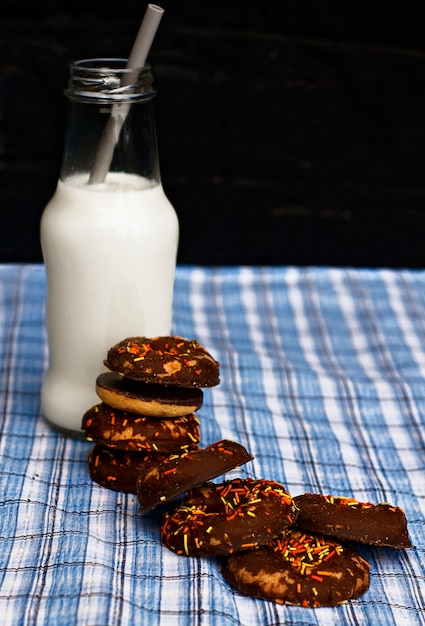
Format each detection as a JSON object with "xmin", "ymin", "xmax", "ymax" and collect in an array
[
  {"xmin": 293, "ymin": 493, "xmax": 412, "ymax": 548},
  {"xmin": 103, "ymin": 336, "xmax": 220, "ymax": 387},
  {"xmin": 88, "ymin": 445, "xmax": 168, "ymax": 494},
  {"xmin": 222, "ymin": 528, "xmax": 371, "ymax": 607},
  {"xmin": 95, "ymin": 371, "xmax": 204, "ymax": 417},
  {"xmin": 88, "ymin": 444, "xmax": 197, "ymax": 494},
  {"xmin": 82, "ymin": 403, "xmax": 200, "ymax": 453},
  {"xmin": 137, "ymin": 439, "xmax": 254, "ymax": 512},
  {"xmin": 161, "ymin": 478, "xmax": 298, "ymax": 557}
]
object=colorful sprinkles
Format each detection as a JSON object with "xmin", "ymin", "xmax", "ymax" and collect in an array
[
  {"xmin": 322, "ymin": 494, "xmax": 374, "ymax": 509},
  {"xmin": 117, "ymin": 338, "xmax": 206, "ymax": 360},
  {"xmin": 270, "ymin": 530, "xmax": 347, "ymax": 576}
]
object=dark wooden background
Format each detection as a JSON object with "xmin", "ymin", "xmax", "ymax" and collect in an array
[{"xmin": 1, "ymin": 1, "xmax": 424, "ymax": 266}]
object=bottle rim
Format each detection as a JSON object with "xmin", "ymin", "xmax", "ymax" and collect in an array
[{"xmin": 64, "ymin": 57, "xmax": 156, "ymax": 103}]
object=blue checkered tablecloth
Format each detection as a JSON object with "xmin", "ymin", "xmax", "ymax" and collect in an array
[{"xmin": 1, "ymin": 263, "xmax": 425, "ymax": 625}]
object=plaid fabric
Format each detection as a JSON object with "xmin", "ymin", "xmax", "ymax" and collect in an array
[{"xmin": 1, "ymin": 263, "xmax": 425, "ymax": 625}]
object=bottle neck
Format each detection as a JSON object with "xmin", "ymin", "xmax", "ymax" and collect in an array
[{"xmin": 60, "ymin": 58, "xmax": 160, "ymax": 186}]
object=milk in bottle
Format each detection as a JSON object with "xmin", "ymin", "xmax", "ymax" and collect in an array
[{"xmin": 40, "ymin": 59, "xmax": 179, "ymax": 434}]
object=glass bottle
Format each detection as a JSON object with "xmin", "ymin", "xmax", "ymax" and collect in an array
[{"xmin": 40, "ymin": 58, "xmax": 179, "ymax": 435}]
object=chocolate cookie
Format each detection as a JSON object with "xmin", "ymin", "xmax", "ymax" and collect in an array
[
  {"xmin": 137, "ymin": 439, "xmax": 254, "ymax": 512},
  {"xmin": 96, "ymin": 372, "xmax": 204, "ymax": 417},
  {"xmin": 87, "ymin": 445, "xmax": 168, "ymax": 493},
  {"xmin": 103, "ymin": 336, "xmax": 220, "ymax": 387},
  {"xmin": 293, "ymin": 493, "xmax": 412, "ymax": 548},
  {"xmin": 161, "ymin": 478, "xmax": 298, "ymax": 557},
  {"xmin": 222, "ymin": 529, "xmax": 371, "ymax": 607},
  {"xmin": 82, "ymin": 403, "xmax": 200, "ymax": 453}
]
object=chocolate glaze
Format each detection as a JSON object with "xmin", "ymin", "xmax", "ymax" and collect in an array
[
  {"xmin": 222, "ymin": 529, "xmax": 371, "ymax": 607},
  {"xmin": 293, "ymin": 493, "xmax": 412, "ymax": 548},
  {"xmin": 137, "ymin": 439, "xmax": 254, "ymax": 512},
  {"xmin": 82, "ymin": 403, "xmax": 200, "ymax": 453},
  {"xmin": 104, "ymin": 336, "xmax": 220, "ymax": 387}
]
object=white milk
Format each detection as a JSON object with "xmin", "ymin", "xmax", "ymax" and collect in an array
[{"xmin": 40, "ymin": 172, "xmax": 179, "ymax": 433}]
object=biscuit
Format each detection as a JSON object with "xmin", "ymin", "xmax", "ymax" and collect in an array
[
  {"xmin": 87, "ymin": 445, "xmax": 169, "ymax": 493},
  {"xmin": 103, "ymin": 336, "xmax": 220, "ymax": 387},
  {"xmin": 82, "ymin": 403, "xmax": 200, "ymax": 453},
  {"xmin": 222, "ymin": 529, "xmax": 371, "ymax": 607},
  {"xmin": 161, "ymin": 478, "xmax": 298, "ymax": 557},
  {"xmin": 293, "ymin": 493, "xmax": 412, "ymax": 548},
  {"xmin": 96, "ymin": 372, "xmax": 204, "ymax": 417}
]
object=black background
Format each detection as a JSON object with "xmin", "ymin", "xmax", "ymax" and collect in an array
[{"xmin": 1, "ymin": 1, "xmax": 424, "ymax": 266}]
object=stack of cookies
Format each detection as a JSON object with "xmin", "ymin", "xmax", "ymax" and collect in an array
[
  {"xmin": 81, "ymin": 336, "xmax": 413, "ymax": 609},
  {"xmin": 81, "ymin": 336, "xmax": 222, "ymax": 494}
]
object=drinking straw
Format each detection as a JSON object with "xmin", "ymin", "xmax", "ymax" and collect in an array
[{"xmin": 89, "ymin": 4, "xmax": 164, "ymax": 184}]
